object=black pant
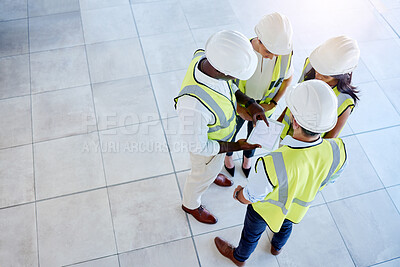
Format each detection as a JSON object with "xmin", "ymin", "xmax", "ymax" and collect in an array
[{"xmin": 226, "ymin": 116, "xmax": 255, "ymax": 158}]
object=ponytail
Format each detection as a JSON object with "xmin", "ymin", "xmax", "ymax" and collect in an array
[{"xmin": 332, "ymin": 73, "xmax": 359, "ymax": 105}]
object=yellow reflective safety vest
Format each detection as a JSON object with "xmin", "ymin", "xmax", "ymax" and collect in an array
[
  {"xmin": 280, "ymin": 58, "xmax": 355, "ymax": 139},
  {"xmin": 252, "ymin": 138, "xmax": 347, "ymax": 232},
  {"xmin": 174, "ymin": 49, "xmax": 237, "ymax": 142},
  {"xmin": 236, "ymin": 42, "xmax": 292, "ymax": 117}
]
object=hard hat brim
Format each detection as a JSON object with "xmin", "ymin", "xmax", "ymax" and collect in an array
[
  {"xmin": 285, "ymin": 82, "xmax": 338, "ymax": 133},
  {"xmin": 235, "ymin": 51, "xmax": 258, "ymax": 80}
]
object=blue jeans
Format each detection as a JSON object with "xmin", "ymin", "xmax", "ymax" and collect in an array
[
  {"xmin": 233, "ymin": 205, "xmax": 293, "ymax": 262},
  {"xmin": 226, "ymin": 116, "xmax": 255, "ymax": 158}
]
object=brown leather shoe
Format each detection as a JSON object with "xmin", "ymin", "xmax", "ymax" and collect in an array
[
  {"xmin": 182, "ymin": 205, "xmax": 217, "ymax": 224},
  {"xmin": 214, "ymin": 173, "xmax": 233, "ymax": 187},
  {"xmin": 214, "ymin": 237, "xmax": 245, "ymax": 266},
  {"xmin": 270, "ymin": 244, "xmax": 281, "ymax": 255}
]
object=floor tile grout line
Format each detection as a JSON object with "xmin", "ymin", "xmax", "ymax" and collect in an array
[
  {"xmin": 352, "ymin": 134, "xmax": 386, "ymax": 188},
  {"xmin": 26, "ymin": 9, "xmax": 81, "ymax": 20},
  {"xmin": 0, "ymin": 93, "xmax": 31, "ymax": 102},
  {"xmin": 128, "ymin": 3, "xmax": 202, "ymax": 266},
  {"xmin": 368, "ymin": 0, "xmax": 400, "ymax": 39},
  {"xmin": 78, "ymin": 9, "xmax": 122, "ymax": 266},
  {"xmin": 0, "ymin": 115, "xmax": 176, "ymax": 152},
  {"xmin": 0, "ymin": 200, "xmax": 37, "ymax": 211},
  {"xmin": 30, "ymin": 83, "xmax": 92, "ymax": 96},
  {"xmin": 375, "ymin": 80, "xmax": 400, "ymax": 117},
  {"xmin": 27, "ymin": 27, "xmax": 208, "ymax": 57},
  {"xmin": 385, "ymin": 187, "xmax": 400, "ymax": 216},
  {"xmin": 0, "ymin": 13, "xmax": 222, "ymax": 56},
  {"xmin": 369, "ymin": 256, "xmax": 400, "ymax": 266},
  {"xmin": 113, "ymin": 222, "xmax": 244, "ymax": 256},
  {"xmin": 61, "ymin": 253, "xmax": 118, "ymax": 267},
  {"xmin": 21, "ymin": 42, "xmax": 86, "ymax": 56},
  {"xmin": 325, "ymin": 187, "xmax": 389, "ymax": 205},
  {"xmin": 324, "ymin": 203, "xmax": 357, "ymax": 266},
  {"xmin": 117, "ymin": 235, "xmax": 195, "ymax": 257},
  {"xmin": 174, "ymin": 173, "xmax": 201, "ymax": 266},
  {"xmin": 352, "ymin": 124, "xmax": 400, "ymax": 215},
  {"xmin": 0, "ymin": 51, "xmax": 30, "ymax": 61},
  {"xmin": 176, "ymin": 3, "xmax": 215, "ymax": 265},
  {"xmin": 386, "ymin": 184, "xmax": 400, "ymax": 189},
  {"xmin": 97, "ymin": 116, "xmax": 171, "ymax": 134},
  {"xmin": 178, "ymin": 0, "xmax": 201, "ymax": 50},
  {"xmin": 2, "ymin": 179, "xmax": 395, "ymax": 213},
  {"xmin": 385, "ymin": 192, "xmax": 400, "ymax": 215},
  {"xmin": 347, "ymin": 39, "xmax": 394, "ymax": 83},
  {"xmin": 0, "ymin": 142, "xmax": 34, "ymax": 152},
  {"xmin": 26, "ymin": 3, "xmax": 41, "ymax": 266},
  {"xmin": 344, "ymin": 124, "xmax": 400, "ymax": 137},
  {"xmin": 0, "ymin": 17, "xmax": 29, "ymax": 23},
  {"xmin": 0, "ymin": 65, "xmax": 186, "ymax": 102},
  {"xmin": 28, "ymin": 131, "xmax": 99, "ymax": 146},
  {"xmin": 191, "ymin": 223, "xmax": 244, "ymax": 238},
  {"xmin": 0, "ymin": 170, "xmax": 180, "ymax": 212}
]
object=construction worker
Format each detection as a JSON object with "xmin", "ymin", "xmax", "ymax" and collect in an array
[
  {"xmin": 174, "ymin": 30, "xmax": 269, "ymax": 224},
  {"xmin": 279, "ymin": 35, "xmax": 360, "ymax": 139},
  {"xmin": 214, "ymin": 80, "xmax": 348, "ymax": 266},
  {"xmin": 225, "ymin": 12, "xmax": 294, "ymax": 178}
]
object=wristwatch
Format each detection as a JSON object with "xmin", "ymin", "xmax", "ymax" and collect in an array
[{"xmin": 245, "ymin": 98, "xmax": 256, "ymax": 108}]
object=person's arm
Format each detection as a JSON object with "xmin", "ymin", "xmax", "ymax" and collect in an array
[
  {"xmin": 233, "ymin": 161, "xmax": 274, "ymax": 204},
  {"xmin": 176, "ymin": 101, "xmax": 220, "ymax": 156},
  {"xmin": 277, "ymin": 107, "xmax": 288, "ymax": 123},
  {"xmin": 236, "ymin": 105, "xmax": 252, "ymax": 121},
  {"xmin": 233, "ymin": 186, "xmax": 252, "ymax": 204},
  {"xmin": 218, "ymin": 139, "xmax": 260, "ymax": 154},
  {"xmin": 177, "ymin": 98, "xmax": 261, "ymax": 155},
  {"xmin": 324, "ymin": 107, "xmax": 351, "ymax": 138},
  {"xmin": 235, "ymin": 90, "xmax": 269, "ymax": 126},
  {"xmin": 260, "ymin": 75, "xmax": 293, "ymax": 112}
]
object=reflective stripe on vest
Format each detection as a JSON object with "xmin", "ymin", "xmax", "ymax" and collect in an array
[
  {"xmin": 320, "ymin": 139, "xmax": 341, "ymax": 188},
  {"xmin": 177, "ymin": 85, "xmax": 236, "ymax": 135},
  {"xmin": 259, "ymin": 152, "xmax": 289, "ymax": 214},
  {"xmin": 259, "ymin": 140, "xmax": 340, "ymax": 213},
  {"xmin": 260, "ymin": 53, "xmax": 292, "ymax": 104},
  {"xmin": 174, "ymin": 50, "xmax": 237, "ymax": 142},
  {"xmin": 298, "ymin": 57, "xmax": 312, "ymax": 83},
  {"xmin": 280, "ymin": 108, "xmax": 292, "ymax": 140},
  {"xmin": 253, "ymin": 138, "xmax": 346, "ymax": 232}
]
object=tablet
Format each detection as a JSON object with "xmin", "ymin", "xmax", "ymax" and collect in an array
[{"xmin": 247, "ymin": 119, "xmax": 284, "ymax": 152}]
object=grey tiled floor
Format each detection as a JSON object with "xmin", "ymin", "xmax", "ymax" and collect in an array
[{"xmin": 0, "ymin": 0, "xmax": 400, "ymax": 266}]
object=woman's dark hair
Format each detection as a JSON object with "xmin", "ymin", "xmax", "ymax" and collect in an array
[{"xmin": 304, "ymin": 68, "xmax": 359, "ymax": 105}]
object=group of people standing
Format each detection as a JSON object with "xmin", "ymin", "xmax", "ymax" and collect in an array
[{"xmin": 174, "ymin": 12, "xmax": 360, "ymax": 266}]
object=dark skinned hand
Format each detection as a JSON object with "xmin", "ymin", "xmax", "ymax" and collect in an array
[
  {"xmin": 237, "ymin": 139, "xmax": 261, "ymax": 150},
  {"xmin": 246, "ymin": 102, "xmax": 269, "ymax": 127}
]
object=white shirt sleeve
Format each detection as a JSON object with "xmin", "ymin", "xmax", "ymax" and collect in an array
[
  {"xmin": 242, "ymin": 159, "xmax": 274, "ymax": 203},
  {"xmin": 176, "ymin": 96, "xmax": 220, "ymax": 156}
]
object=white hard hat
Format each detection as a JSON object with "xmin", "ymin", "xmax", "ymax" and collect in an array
[
  {"xmin": 285, "ymin": 80, "xmax": 338, "ymax": 133},
  {"xmin": 254, "ymin": 12, "xmax": 293, "ymax": 55},
  {"xmin": 205, "ymin": 30, "xmax": 257, "ymax": 80},
  {"xmin": 309, "ymin": 36, "xmax": 360, "ymax": 76}
]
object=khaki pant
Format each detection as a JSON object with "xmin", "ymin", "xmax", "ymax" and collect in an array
[{"xmin": 182, "ymin": 152, "xmax": 225, "ymax": 209}]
